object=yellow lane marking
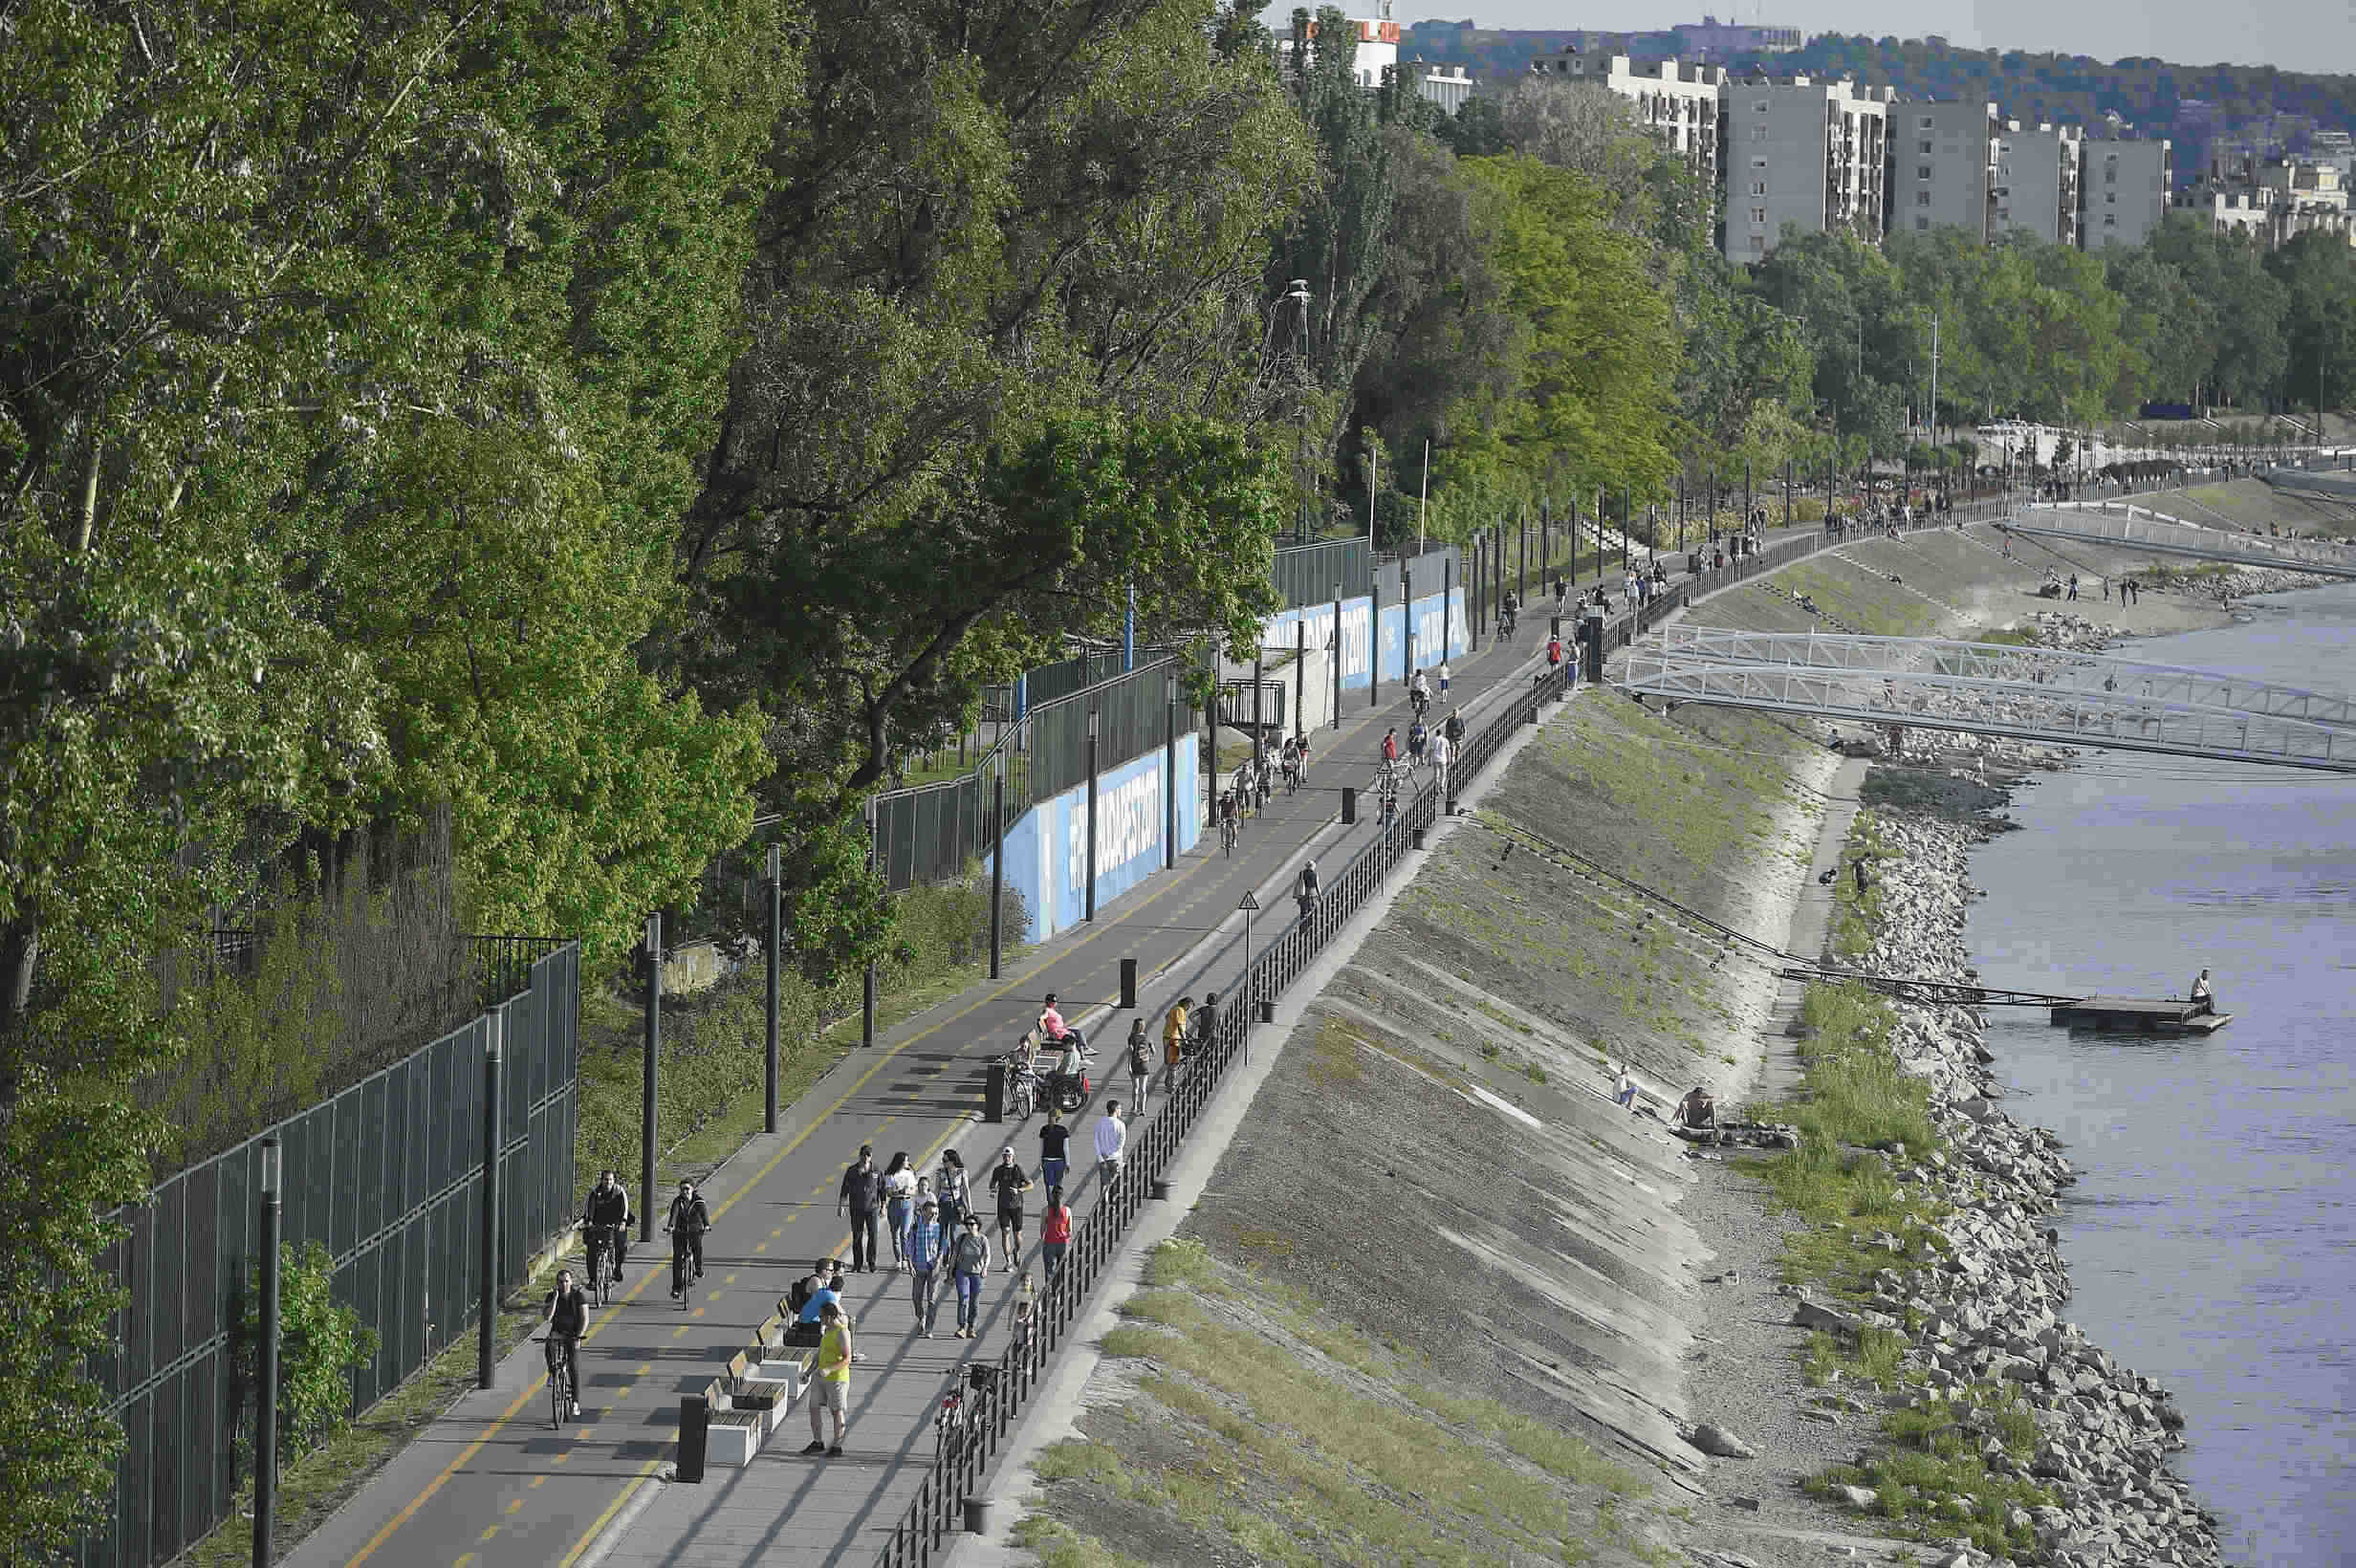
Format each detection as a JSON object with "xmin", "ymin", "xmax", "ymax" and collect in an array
[
  {"xmin": 454, "ymin": 1556, "xmax": 475, "ymax": 1568},
  {"xmin": 478, "ymin": 1526, "xmax": 499, "ymax": 1542},
  {"xmin": 529, "ymin": 1476, "xmax": 546, "ymax": 1490},
  {"xmin": 633, "ymin": 1363, "xmax": 651, "ymax": 1376},
  {"xmin": 671, "ymin": 1325, "xmax": 688, "ymax": 1339},
  {"xmin": 753, "ymin": 1242, "xmax": 768, "ymax": 1253},
  {"xmin": 555, "ymin": 1458, "xmax": 667, "ymax": 1568},
  {"xmin": 504, "ymin": 1499, "xmax": 523, "ymax": 1514}
]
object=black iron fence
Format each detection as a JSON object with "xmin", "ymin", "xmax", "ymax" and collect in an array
[
  {"xmin": 1271, "ymin": 537, "xmax": 1373, "ymax": 608},
  {"xmin": 80, "ymin": 943, "xmax": 580, "ymax": 1568},
  {"xmin": 870, "ymin": 661, "xmax": 1567, "ymax": 1567}
]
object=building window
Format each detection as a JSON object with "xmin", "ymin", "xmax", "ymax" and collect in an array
[
  {"xmin": 1919, "ymin": 115, "xmax": 1934, "ymax": 129},
  {"xmin": 1915, "ymin": 215, "xmax": 1931, "ymax": 229},
  {"xmin": 1752, "ymin": 156, "xmax": 1768, "ymax": 168},
  {"xmin": 1750, "ymin": 234, "xmax": 1766, "ymax": 252},
  {"xmin": 1752, "ymin": 207, "xmax": 1767, "ymax": 223},
  {"xmin": 1919, "ymin": 139, "xmax": 1932, "ymax": 155},
  {"xmin": 1915, "ymin": 190, "xmax": 1931, "ymax": 206},
  {"xmin": 1752, "ymin": 125, "xmax": 1768, "ymax": 142},
  {"xmin": 2106, "ymin": 191, "xmax": 2116, "ymax": 205},
  {"xmin": 1755, "ymin": 100, "xmax": 1769, "ymax": 113},
  {"xmin": 1917, "ymin": 164, "xmax": 1931, "ymax": 180},
  {"xmin": 2105, "ymin": 215, "xmax": 2117, "ymax": 228}
]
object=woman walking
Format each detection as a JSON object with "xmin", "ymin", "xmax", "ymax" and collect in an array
[
  {"xmin": 935, "ymin": 1149, "xmax": 970, "ymax": 1236},
  {"xmin": 883, "ymin": 1152, "xmax": 918, "ymax": 1270},
  {"xmin": 949, "ymin": 1213, "xmax": 993, "ymax": 1339}
]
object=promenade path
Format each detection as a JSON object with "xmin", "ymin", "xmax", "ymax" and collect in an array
[{"xmin": 284, "ymin": 506, "xmax": 2006, "ymax": 1568}]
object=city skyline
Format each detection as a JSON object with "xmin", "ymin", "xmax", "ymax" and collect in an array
[{"xmin": 1399, "ymin": 0, "xmax": 2356, "ymax": 77}]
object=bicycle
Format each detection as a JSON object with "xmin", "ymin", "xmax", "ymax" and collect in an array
[
  {"xmin": 667, "ymin": 1226, "xmax": 706, "ymax": 1308},
  {"xmin": 582, "ymin": 1221, "xmax": 622, "ymax": 1307},
  {"xmin": 1219, "ymin": 803, "xmax": 1238, "ymax": 856},
  {"xmin": 539, "ymin": 1336, "xmax": 578, "ymax": 1428}
]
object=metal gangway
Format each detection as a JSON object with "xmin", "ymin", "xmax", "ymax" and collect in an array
[
  {"xmin": 2000, "ymin": 507, "xmax": 2356, "ymax": 580},
  {"xmin": 1621, "ymin": 627, "xmax": 2356, "ymax": 773}
]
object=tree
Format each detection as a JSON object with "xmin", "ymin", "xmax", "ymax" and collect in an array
[
  {"xmin": 2148, "ymin": 212, "xmax": 2288, "ymax": 408},
  {"xmin": 2265, "ymin": 230, "xmax": 2356, "ymax": 414}
]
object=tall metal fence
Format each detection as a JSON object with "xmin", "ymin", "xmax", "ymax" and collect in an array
[
  {"xmin": 1271, "ymin": 537, "xmax": 1373, "ymax": 607},
  {"xmin": 871, "ymin": 653, "xmax": 1192, "ymax": 892},
  {"xmin": 80, "ymin": 942, "xmax": 580, "ymax": 1568}
]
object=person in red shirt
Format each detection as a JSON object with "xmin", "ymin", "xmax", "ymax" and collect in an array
[
  {"xmin": 1039, "ymin": 1187, "xmax": 1074, "ymax": 1278},
  {"xmin": 1380, "ymin": 728, "xmax": 1399, "ymax": 764},
  {"xmin": 1546, "ymin": 635, "xmax": 1563, "ymax": 668}
]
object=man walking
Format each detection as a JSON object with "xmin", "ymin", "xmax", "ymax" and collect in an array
[
  {"xmin": 990, "ymin": 1145, "xmax": 1032, "ymax": 1254},
  {"xmin": 905, "ymin": 1198, "xmax": 946, "ymax": 1337},
  {"xmin": 800, "ymin": 1300, "xmax": 852, "ymax": 1457},
  {"xmin": 838, "ymin": 1143, "xmax": 884, "ymax": 1273},
  {"xmin": 1094, "ymin": 1099, "xmax": 1127, "ymax": 1189}
]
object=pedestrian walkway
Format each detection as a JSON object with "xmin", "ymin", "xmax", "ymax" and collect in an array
[{"xmin": 280, "ymin": 508, "xmax": 2007, "ymax": 1568}]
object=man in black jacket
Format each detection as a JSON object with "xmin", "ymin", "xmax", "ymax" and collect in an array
[
  {"xmin": 580, "ymin": 1169, "xmax": 632, "ymax": 1284},
  {"xmin": 665, "ymin": 1181, "xmax": 711, "ymax": 1297},
  {"xmin": 838, "ymin": 1143, "xmax": 885, "ymax": 1272}
]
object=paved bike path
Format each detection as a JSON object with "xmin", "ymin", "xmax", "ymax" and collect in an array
[
  {"xmin": 282, "ymin": 613, "xmax": 1566, "ymax": 1568},
  {"xmin": 285, "ymin": 512, "xmax": 2015, "ymax": 1568}
]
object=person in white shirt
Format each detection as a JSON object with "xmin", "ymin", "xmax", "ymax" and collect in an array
[
  {"xmin": 1429, "ymin": 730, "xmax": 1451, "ymax": 795},
  {"xmin": 1094, "ymin": 1100, "xmax": 1127, "ymax": 1187}
]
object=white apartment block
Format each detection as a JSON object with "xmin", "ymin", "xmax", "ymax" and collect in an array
[
  {"xmin": 1724, "ymin": 76, "xmax": 1890, "ymax": 261},
  {"xmin": 2174, "ymin": 161, "xmax": 2354, "ymax": 249},
  {"xmin": 1396, "ymin": 58, "xmax": 1474, "ymax": 114},
  {"xmin": 1996, "ymin": 123, "xmax": 2084, "ymax": 247},
  {"xmin": 1893, "ymin": 101, "xmax": 1996, "ymax": 241},
  {"xmin": 2083, "ymin": 140, "xmax": 2172, "ymax": 248},
  {"xmin": 1525, "ymin": 51, "xmax": 1727, "ymax": 211}
]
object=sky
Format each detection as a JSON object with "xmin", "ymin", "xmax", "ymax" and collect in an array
[{"xmin": 1398, "ymin": 0, "xmax": 2356, "ymax": 75}]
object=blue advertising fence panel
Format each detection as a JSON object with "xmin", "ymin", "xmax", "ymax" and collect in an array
[{"xmin": 986, "ymin": 738, "xmax": 1197, "ymax": 945}]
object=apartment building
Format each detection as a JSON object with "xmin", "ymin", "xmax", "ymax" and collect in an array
[
  {"xmin": 1524, "ymin": 50, "xmax": 1726, "ymax": 212},
  {"xmin": 1723, "ymin": 76, "xmax": 1890, "ymax": 261},
  {"xmin": 1997, "ymin": 122, "xmax": 2084, "ymax": 246},
  {"xmin": 2083, "ymin": 139, "xmax": 2173, "ymax": 247},
  {"xmin": 1892, "ymin": 101, "xmax": 1997, "ymax": 241},
  {"xmin": 1395, "ymin": 58, "xmax": 1474, "ymax": 114},
  {"xmin": 2174, "ymin": 159, "xmax": 2356, "ymax": 249}
]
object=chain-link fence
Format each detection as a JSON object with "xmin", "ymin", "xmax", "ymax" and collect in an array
[{"xmin": 80, "ymin": 943, "xmax": 578, "ymax": 1568}]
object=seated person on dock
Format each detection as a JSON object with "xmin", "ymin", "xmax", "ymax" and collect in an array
[
  {"xmin": 1675, "ymin": 1085, "xmax": 1716, "ymax": 1131},
  {"xmin": 2188, "ymin": 968, "xmax": 2216, "ymax": 1016}
]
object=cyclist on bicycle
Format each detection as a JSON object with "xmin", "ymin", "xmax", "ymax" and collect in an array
[
  {"xmin": 580, "ymin": 1169, "xmax": 631, "ymax": 1285},
  {"xmin": 543, "ymin": 1269, "xmax": 589, "ymax": 1417},
  {"xmin": 1218, "ymin": 786, "xmax": 1239, "ymax": 846},
  {"xmin": 1279, "ymin": 734, "xmax": 1301, "ymax": 791},
  {"xmin": 665, "ymin": 1180, "xmax": 711, "ymax": 1297},
  {"xmin": 1408, "ymin": 668, "xmax": 1429, "ymax": 718}
]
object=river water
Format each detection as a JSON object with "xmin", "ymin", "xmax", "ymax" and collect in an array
[{"xmin": 1965, "ymin": 582, "xmax": 2356, "ymax": 1568}]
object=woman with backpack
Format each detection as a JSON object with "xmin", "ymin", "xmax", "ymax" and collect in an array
[
  {"xmin": 948, "ymin": 1213, "xmax": 993, "ymax": 1339},
  {"xmin": 1125, "ymin": 1018, "xmax": 1151, "ymax": 1106}
]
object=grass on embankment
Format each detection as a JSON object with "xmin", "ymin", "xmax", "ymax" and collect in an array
[
  {"xmin": 1742, "ymin": 808, "xmax": 2052, "ymax": 1560},
  {"xmin": 1015, "ymin": 1241, "xmax": 1658, "ymax": 1568}
]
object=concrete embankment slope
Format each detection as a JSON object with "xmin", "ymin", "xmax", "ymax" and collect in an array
[{"xmin": 995, "ymin": 515, "xmax": 2254, "ymax": 1568}]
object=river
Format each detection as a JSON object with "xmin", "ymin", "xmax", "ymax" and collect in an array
[{"xmin": 1965, "ymin": 581, "xmax": 2356, "ymax": 1568}]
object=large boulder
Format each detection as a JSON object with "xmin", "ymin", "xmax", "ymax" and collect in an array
[{"xmin": 1686, "ymin": 1423, "xmax": 1756, "ymax": 1459}]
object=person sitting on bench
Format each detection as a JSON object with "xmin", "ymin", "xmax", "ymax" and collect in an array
[{"xmin": 1675, "ymin": 1085, "xmax": 1716, "ymax": 1131}]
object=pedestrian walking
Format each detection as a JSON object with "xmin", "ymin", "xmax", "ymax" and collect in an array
[
  {"xmin": 838, "ymin": 1143, "xmax": 884, "ymax": 1272},
  {"xmin": 1094, "ymin": 1099, "xmax": 1127, "ymax": 1189},
  {"xmin": 949, "ymin": 1214, "xmax": 993, "ymax": 1339},
  {"xmin": 883, "ymin": 1151, "xmax": 917, "ymax": 1270},
  {"xmin": 1437, "ymin": 662, "xmax": 1451, "ymax": 698},
  {"xmin": 1125, "ymin": 1019, "xmax": 1151, "ymax": 1105},
  {"xmin": 800, "ymin": 1301, "xmax": 852, "ymax": 1456},
  {"xmin": 1162, "ymin": 999, "xmax": 1189, "ymax": 1095},
  {"xmin": 1546, "ymin": 634, "xmax": 1563, "ymax": 669},
  {"xmin": 905, "ymin": 1199, "xmax": 946, "ymax": 1336},
  {"xmin": 1037, "ymin": 1109, "xmax": 1070, "ymax": 1195},
  {"xmin": 1429, "ymin": 730, "xmax": 1451, "ymax": 795},
  {"xmin": 990, "ymin": 1144, "xmax": 1032, "ymax": 1253},
  {"xmin": 1040, "ymin": 1187, "xmax": 1073, "ymax": 1279},
  {"xmin": 935, "ymin": 1148, "xmax": 970, "ymax": 1235}
]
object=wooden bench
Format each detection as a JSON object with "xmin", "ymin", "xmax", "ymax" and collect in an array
[
  {"xmin": 701, "ymin": 1378, "xmax": 765, "ymax": 1467},
  {"xmin": 726, "ymin": 1350, "xmax": 794, "ymax": 1434}
]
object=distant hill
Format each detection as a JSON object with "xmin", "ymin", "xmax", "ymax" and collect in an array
[{"xmin": 1402, "ymin": 22, "xmax": 2356, "ymax": 155}]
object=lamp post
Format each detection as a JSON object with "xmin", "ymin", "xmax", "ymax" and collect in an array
[
  {"xmin": 1164, "ymin": 676, "xmax": 1178, "ymax": 870},
  {"xmin": 253, "ymin": 1136, "xmax": 282, "ymax": 1568},
  {"xmin": 640, "ymin": 912, "xmax": 658, "ymax": 1245},
  {"xmin": 1330, "ymin": 581, "xmax": 1342, "ymax": 730},
  {"xmin": 478, "ymin": 1007, "xmax": 503, "ymax": 1389},
  {"xmin": 989, "ymin": 758, "xmax": 1006, "ymax": 976},
  {"xmin": 1084, "ymin": 707, "xmax": 1100, "ymax": 922},
  {"xmin": 764, "ymin": 844, "xmax": 781, "ymax": 1134}
]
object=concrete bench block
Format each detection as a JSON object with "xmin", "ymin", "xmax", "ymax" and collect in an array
[{"xmin": 707, "ymin": 1410, "xmax": 763, "ymax": 1467}]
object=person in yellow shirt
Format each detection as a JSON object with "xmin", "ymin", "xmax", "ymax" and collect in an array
[
  {"xmin": 1162, "ymin": 996, "xmax": 1191, "ymax": 1094},
  {"xmin": 802, "ymin": 1300, "xmax": 852, "ymax": 1457}
]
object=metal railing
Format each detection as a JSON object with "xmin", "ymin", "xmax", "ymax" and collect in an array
[{"xmin": 870, "ymin": 664, "xmax": 1569, "ymax": 1568}]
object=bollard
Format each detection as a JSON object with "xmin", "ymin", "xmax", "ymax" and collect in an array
[
  {"xmin": 1119, "ymin": 957, "xmax": 1137, "ymax": 1010},
  {"xmin": 1410, "ymin": 824, "xmax": 1427, "ymax": 851},
  {"xmin": 1148, "ymin": 1178, "xmax": 1171, "ymax": 1200},
  {"xmin": 963, "ymin": 1496, "xmax": 997, "ymax": 1535},
  {"xmin": 1255, "ymin": 997, "xmax": 1276, "ymax": 1023},
  {"xmin": 1341, "ymin": 785, "xmax": 1357, "ymax": 825}
]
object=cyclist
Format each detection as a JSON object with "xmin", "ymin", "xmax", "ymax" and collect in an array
[
  {"xmin": 1218, "ymin": 785, "xmax": 1239, "ymax": 850},
  {"xmin": 580, "ymin": 1168, "xmax": 631, "ymax": 1286},
  {"xmin": 1279, "ymin": 734, "xmax": 1301, "ymax": 793},
  {"xmin": 1407, "ymin": 668, "xmax": 1429, "ymax": 718},
  {"xmin": 542, "ymin": 1268, "xmax": 589, "ymax": 1418},
  {"xmin": 1252, "ymin": 755, "xmax": 1272, "ymax": 812},
  {"xmin": 665, "ymin": 1179, "xmax": 711, "ymax": 1298}
]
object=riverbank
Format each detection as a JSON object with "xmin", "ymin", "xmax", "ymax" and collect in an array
[{"xmin": 993, "ymin": 510, "xmax": 2281, "ymax": 1568}]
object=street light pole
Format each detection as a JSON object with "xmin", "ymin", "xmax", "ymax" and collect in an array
[
  {"xmin": 764, "ymin": 844, "xmax": 781, "ymax": 1134},
  {"xmin": 253, "ymin": 1136, "xmax": 282, "ymax": 1568},
  {"xmin": 1238, "ymin": 890, "xmax": 1258, "ymax": 1029},
  {"xmin": 640, "ymin": 913, "xmax": 659, "ymax": 1245},
  {"xmin": 1084, "ymin": 707, "xmax": 1100, "ymax": 923}
]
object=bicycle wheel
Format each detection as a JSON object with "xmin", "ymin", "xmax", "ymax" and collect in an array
[
  {"xmin": 674, "ymin": 1242, "xmax": 691, "ymax": 1308},
  {"xmin": 547, "ymin": 1346, "xmax": 568, "ymax": 1428}
]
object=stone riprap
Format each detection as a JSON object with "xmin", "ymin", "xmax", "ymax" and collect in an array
[{"xmin": 1831, "ymin": 811, "xmax": 2223, "ymax": 1568}]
